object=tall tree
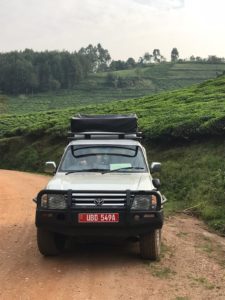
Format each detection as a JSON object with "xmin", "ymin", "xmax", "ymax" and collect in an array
[
  {"xmin": 96, "ymin": 43, "xmax": 111, "ymax": 71},
  {"xmin": 143, "ymin": 52, "xmax": 153, "ymax": 64},
  {"xmin": 78, "ymin": 43, "xmax": 111, "ymax": 73},
  {"xmin": 153, "ymin": 49, "xmax": 162, "ymax": 63},
  {"xmin": 171, "ymin": 48, "xmax": 179, "ymax": 62}
]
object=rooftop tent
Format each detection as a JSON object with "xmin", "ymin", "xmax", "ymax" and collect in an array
[{"xmin": 70, "ymin": 114, "xmax": 138, "ymax": 133}]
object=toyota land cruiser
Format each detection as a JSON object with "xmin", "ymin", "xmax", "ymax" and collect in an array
[{"xmin": 34, "ymin": 114, "xmax": 166, "ymax": 260}]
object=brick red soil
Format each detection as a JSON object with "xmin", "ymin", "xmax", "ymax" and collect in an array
[{"xmin": 0, "ymin": 170, "xmax": 225, "ymax": 300}]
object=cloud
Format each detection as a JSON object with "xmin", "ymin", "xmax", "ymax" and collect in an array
[
  {"xmin": 5, "ymin": 0, "xmax": 224, "ymax": 63},
  {"xmin": 133, "ymin": 0, "xmax": 184, "ymax": 9}
]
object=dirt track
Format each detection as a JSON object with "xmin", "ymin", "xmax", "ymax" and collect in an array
[{"xmin": 0, "ymin": 169, "xmax": 225, "ymax": 300}]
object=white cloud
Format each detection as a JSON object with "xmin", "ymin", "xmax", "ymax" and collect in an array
[{"xmin": 133, "ymin": 0, "xmax": 184, "ymax": 9}]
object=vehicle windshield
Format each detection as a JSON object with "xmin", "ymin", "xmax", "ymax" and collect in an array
[{"xmin": 59, "ymin": 145, "xmax": 147, "ymax": 173}]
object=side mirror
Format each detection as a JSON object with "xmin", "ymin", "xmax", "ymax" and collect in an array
[
  {"xmin": 150, "ymin": 162, "xmax": 161, "ymax": 173},
  {"xmin": 152, "ymin": 178, "xmax": 161, "ymax": 190},
  {"xmin": 45, "ymin": 161, "xmax": 56, "ymax": 174}
]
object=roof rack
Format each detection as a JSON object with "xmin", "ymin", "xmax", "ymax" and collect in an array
[{"xmin": 68, "ymin": 131, "xmax": 142, "ymax": 141}]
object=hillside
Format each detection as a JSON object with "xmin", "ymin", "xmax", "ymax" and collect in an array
[
  {"xmin": 1, "ymin": 75, "xmax": 225, "ymax": 234},
  {"xmin": 1, "ymin": 74, "xmax": 225, "ymax": 141},
  {"xmin": 1, "ymin": 62, "xmax": 225, "ymax": 115}
]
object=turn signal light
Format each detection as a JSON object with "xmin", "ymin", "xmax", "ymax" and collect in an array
[{"xmin": 151, "ymin": 195, "xmax": 157, "ymax": 206}]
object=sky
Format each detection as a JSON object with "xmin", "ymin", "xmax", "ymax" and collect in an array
[{"xmin": 0, "ymin": 0, "xmax": 225, "ymax": 61}]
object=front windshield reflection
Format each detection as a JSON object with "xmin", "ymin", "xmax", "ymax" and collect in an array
[{"xmin": 59, "ymin": 145, "xmax": 147, "ymax": 173}]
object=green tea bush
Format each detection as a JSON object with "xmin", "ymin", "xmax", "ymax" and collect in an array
[{"xmin": 1, "ymin": 75, "xmax": 225, "ymax": 234}]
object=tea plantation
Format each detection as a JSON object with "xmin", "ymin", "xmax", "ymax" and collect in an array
[{"xmin": 1, "ymin": 74, "xmax": 225, "ymax": 234}]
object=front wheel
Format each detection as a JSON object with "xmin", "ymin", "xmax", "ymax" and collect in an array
[
  {"xmin": 37, "ymin": 228, "xmax": 66, "ymax": 256},
  {"xmin": 140, "ymin": 229, "xmax": 161, "ymax": 260}
]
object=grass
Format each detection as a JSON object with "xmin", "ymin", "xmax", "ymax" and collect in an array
[
  {"xmin": 198, "ymin": 236, "xmax": 213, "ymax": 254},
  {"xmin": 144, "ymin": 244, "xmax": 177, "ymax": 283},
  {"xmin": 150, "ymin": 266, "xmax": 176, "ymax": 279},
  {"xmin": 148, "ymin": 139, "xmax": 225, "ymax": 234},
  {"xmin": 189, "ymin": 276, "xmax": 215, "ymax": 290},
  {"xmin": 176, "ymin": 232, "xmax": 189, "ymax": 238},
  {"xmin": 196, "ymin": 234, "xmax": 225, "ymax": 267},
  {"xmin": 144, "ymin": 245, "xmax": 176, "ymax": 278},
  {"xmin": 1, "ymin": 62, "xmax": 225, "ymax": 115},
  {"xmin": 0, "ymin": 88, "xmax": 151, "ymax": 115}
]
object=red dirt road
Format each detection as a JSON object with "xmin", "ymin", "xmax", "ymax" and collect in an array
[{"xmin": 0, "ymin": 170, "xmax": 225, "ymax": 300}]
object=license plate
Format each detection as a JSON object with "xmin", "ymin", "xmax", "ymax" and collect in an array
[{"xmin": 78, "ymin": 213, "xmax": 119, "ymax": 223}]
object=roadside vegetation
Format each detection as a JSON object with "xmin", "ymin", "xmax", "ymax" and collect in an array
[{"xmin": 1, "ymin": 75, "xmax": 225, "ymax": 234}]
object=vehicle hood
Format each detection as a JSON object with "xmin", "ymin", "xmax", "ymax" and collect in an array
[{"xmin": 46, "ymin": 172, "xmax": 154, "ymax": 191}]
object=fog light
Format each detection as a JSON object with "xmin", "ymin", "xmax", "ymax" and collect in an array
[{"xmin": 42, "ymin": 212, "xmax": 53, "ymax": 218}]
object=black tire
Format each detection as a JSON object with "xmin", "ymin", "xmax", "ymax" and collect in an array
[
  {"xmin": 37, "ymin": 228, "xmax": 66, "ymax": 256},
  {"xmin": 140, "ymin": 229, "xmax": 161, "ymax": 260}
]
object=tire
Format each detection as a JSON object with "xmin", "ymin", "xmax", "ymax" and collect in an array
[
  {"xmin": 140, "ymin": 229, "xmax": 161, "ymax": 260},
  {"xmin": 37, "ymin": 228, "xmax": 66, "ymax": 256}
]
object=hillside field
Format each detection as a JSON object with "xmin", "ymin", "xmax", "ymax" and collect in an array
[
  {"xmin": 1, "ymin": 74, "xmax": 225, "ymax": 141},
  {"xmin": 1, "ymin": 75, "xmax": 225, "ymax": 234},
  {"xmin": 1, "ymin": 62, "xmax": 225, "ymax": 115}
]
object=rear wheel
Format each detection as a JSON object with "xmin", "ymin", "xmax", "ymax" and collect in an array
[
  {"xmin": 140, "ymin": 229, "xmax": 161, "ymax": 260},
  {"xmin": 37, "ymin": 228, "xmax": 66, "ymax": 256}
]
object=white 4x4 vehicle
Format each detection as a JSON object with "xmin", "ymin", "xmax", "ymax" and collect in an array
[{"xmin": 35, "ymin": 115, "xmax": 166, "ymax": 260}]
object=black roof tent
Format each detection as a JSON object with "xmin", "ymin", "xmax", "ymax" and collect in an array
[
  {"xmin": 69, "ymin": 114, "xmax": 141, "ymax": 140},
  {"xmin": 71, "ymin": 114, "xmax": 138, "ymax": 133}
]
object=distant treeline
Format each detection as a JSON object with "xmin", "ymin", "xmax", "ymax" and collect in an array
[
  {"xmin": 0, "ymin": 44, "xmax": 111, "ymax": 94},
  {"xmin": 0, "ymin": 44, "xmax": 225, "ymax": 95}
]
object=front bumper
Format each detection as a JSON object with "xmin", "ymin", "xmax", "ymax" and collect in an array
[{"xmin": 35, "ymin": 189, "xmax": 164, "ymax": 237}]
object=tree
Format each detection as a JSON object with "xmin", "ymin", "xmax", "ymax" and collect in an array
[
  {"xmin": 143, "ymin": 52, "xmax": 153, "ymax": 64},
  {"xmin": 171, "ymin": 48, "xmax": 179, "ymax": 62},
  {"xmin": 109, "ymin": 60, "xmax": 126, "ymax": 71},
  {"xmin": 126, "ymin": 57, "xmax": 136, "ymax": 69},
  {"xmin": 195, "ymin": 56, "xmax": 204, "ymax": 62},
  {"xmin": 78, "ymin": 43, "xmax": 111, "ymax": 73},
  {"xmin": 207, "ymin": 55, "xmax": 223, "ymax": 64},
  {"xmin": 0, "ymin": 45, "xmax": 109, "ymax": 94},
  {"xmin": 137, "ymin": 56, "xmax": 144, "ymax": 66},
  {"xmin": 153, "ymin": 49, "xmax": 162, "ymax": 63},
  {"xmin": 0, "ymin": 52, "xmax": 38, "ymax": 94},
  {"xmin": 96, "ymin": 43, "xmax": 111, "ymax": 71}
]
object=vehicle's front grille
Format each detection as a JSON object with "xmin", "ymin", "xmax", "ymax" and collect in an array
[{"xmin": 71, "ymin": 192, "xmax": 128, "ymax": 209}]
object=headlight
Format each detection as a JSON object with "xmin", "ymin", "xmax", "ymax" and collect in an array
[
  {"xmin": 40, "ymin": 194, "xmax": 67, "ymax": 209},
  {"xmin": 131, "ymin": 195, "xmax": 157, "ymax": 210}
]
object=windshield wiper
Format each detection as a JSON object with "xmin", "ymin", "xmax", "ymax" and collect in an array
[
  {"xmin": 102, "ymin": 167, "xmax": 145, "ymax": 174},
  {"xmin": 65, "ymin": 168, "xmax": 107, "ymax": 175}
]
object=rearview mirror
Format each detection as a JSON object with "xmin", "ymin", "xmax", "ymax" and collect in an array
[
  {"xmin": 45, "ymin": 161, "xmax": 56, "ymax": 174},
  {"xmin": 150, "ymin": 162, "xmax": 161, "ymax": 173},
  {"xmin": 152, "ymin": 178, "xmax": 161, "ymax": 190}
]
